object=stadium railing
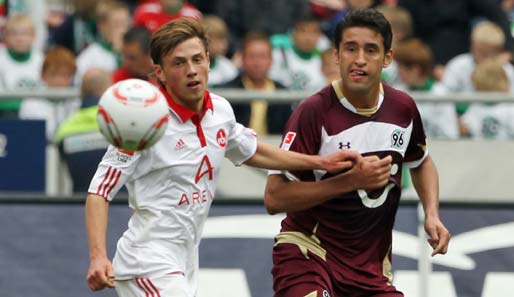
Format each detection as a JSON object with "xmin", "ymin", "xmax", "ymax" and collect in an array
[{"xmin": 1, "ymin": 88, "xmax": 514, "ymax": 297}]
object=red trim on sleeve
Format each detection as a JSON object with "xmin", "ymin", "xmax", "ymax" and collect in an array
[
  {"xmin": 105, "ymin": 170, "xmax": 122, "ymax": 197},
  {"xmin": 96, "ymin": 166, "xmax": 112, "ymax": 196}
]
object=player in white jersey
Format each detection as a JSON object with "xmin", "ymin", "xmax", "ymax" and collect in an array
[{"xmin": 85, "ymin": 18, "xmax": 391, "ymax": 297}]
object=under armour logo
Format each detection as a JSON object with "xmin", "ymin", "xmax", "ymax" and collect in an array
[{"xmin": 339, "ymin": 141, "xmax": 351, "ymax": 149}]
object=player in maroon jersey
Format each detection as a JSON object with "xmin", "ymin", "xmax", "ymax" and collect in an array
[{"xmin": 265, "ymin": 8, "xmax": 451, "ymax": 297}]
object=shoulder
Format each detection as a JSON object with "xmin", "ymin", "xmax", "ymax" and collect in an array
[
  {"xmin": 294, "ymin": 85, "xmax": 335, "ymax": 115},
  {"xmin": 445, "ymin": 53, "xmax": 473, "ymax": 69},
  {"xmin": 209, "ymin": 92, "xmax": 233, "ymax": 112},
  {"xmin": 383, "ymin": 84, "xmax": 418, "ymax": 112},
  {"xmin": 134, "ymin": 2, "xmax": 161, "ymax": 17},
  {"xmin": 215, "ymin": 75, "xmax": 244, "ymax": 88}
]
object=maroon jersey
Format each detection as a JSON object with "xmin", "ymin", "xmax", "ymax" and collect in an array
[{"xmin": 273, "ymin": 81, "xmax": 427, "ymax": 294}]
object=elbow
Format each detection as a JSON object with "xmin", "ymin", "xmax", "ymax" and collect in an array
[{"xmin": 264, "ymin": 192, "xmax": 282, "ymax": 215}]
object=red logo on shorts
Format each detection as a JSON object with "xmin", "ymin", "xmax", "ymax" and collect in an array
[{"xmin": 216, "ymin": 129, "xmax": 227, "ymax": 148}]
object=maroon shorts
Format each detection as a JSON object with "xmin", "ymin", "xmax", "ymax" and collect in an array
[{"xmin": 272, "ymin": 243, "xmax": 404, "ymax": 297}]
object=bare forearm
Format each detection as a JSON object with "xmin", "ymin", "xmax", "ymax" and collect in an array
[
  {"xmin": 410, "ymin": 156, "xmax": 440, "ymax": 217},
  {"xmin": 245, "ymin": 141, "xmax": 323, "ymax": 170},
  {"xmin": 85, "ymin": 194, "xmax": 110, "ymax": 259},
  {"xmin": 264, "ymin": 174, "xmax": 355, "ymax": 214}
]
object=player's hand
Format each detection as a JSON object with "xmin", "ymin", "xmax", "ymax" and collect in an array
[
  {"xmin": 346, "ymin": 155, "xmax": 392, "ymax": 190},
  {"xmin": 425, "ymin": 215, "xmax": 451, "ymax": 257},
  {"xmin": 320, "ymin": 150, "xmax": 361, "ymax": 173},
  {"xmin": 87, "ymin": 256, "xmax": 116, "ymax": 291}
]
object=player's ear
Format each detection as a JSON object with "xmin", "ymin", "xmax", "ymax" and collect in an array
[
  {"xmin": 383, "ymin": 49, "xmax": 393, "ymax": 68},
  {"xmin": 334, "ymin": 48, "xmax": 340, "ymax": 65},
  {"xmin": 154, "ymin": 64, "xmax": 166, "ymax": 83}
]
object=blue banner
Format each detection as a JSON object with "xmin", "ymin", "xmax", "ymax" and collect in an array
[
  {"xmin": 0, "ymin": 119, "xmax": 46, "ymax": 192},
  {"xmin": 0, "ymin": 203, "xmax": 512, "ymax": 297}
]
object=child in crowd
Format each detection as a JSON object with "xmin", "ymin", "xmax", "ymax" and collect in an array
[
  {"xmin": 269, "ymin": 14, "xmax": 326, "ymax": 91},
  {"xmin": 0, "ymin": 14, "xmax": 43, "ymax": 117},
  {"xmin": 76, "ymin": 1, "xmax": 130, "ymax": 81},
  {"xmin": 394, "ymin": 38, "xmax": 459, "ymax": 139},
  {"xmin": 19, "ymin": 47, "xmax": 79, "ymax": 141},
  {"xmin": 320, "ymin": 47, "xmax": 339, "ymax": 85},
  {"xmin": 461, "ymin": 59, "xmax": 514, "ymax": 139},
  {"xmin": 202, "ymin": 15, "xmax": 238, "ymax": 86}
]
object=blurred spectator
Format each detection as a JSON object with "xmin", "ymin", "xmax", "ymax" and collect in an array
[
  {"xmin": 49, "ymin": 0, "xmax": 100, "ymax": 55},
  {"xmin": 269, "ymin": 14, "xmax": 326, "ymax": 91},
  {"xmin": 376, "ymin": 4, "xmax": 413, "ymax": 85},
  {"xmin": 320, "ymin": 47, "xmax": 339, "ymax": 85},
  {"xmin": 112, "ymin": 26, "xmax": 155, "ymax": 83},
  {"xmin": 310, "ymin": 0, "xmax": 346, "ymax": 20},
  {"xmin": 214, "ymin": 0, "xmax": 310, "ymax": 48},
  {"xmin": 398, "ymin": 0, "xmax": 514, "ymax": 79},
  {"xmin": 133, "ymin": 0, "xmax": 202, "ymax": 33},
  {"xmin": 202, "ymin": 15, "xmax": 238, "ymax": 86},
  {"xmin": 461, "ymin": 58, "xmax": 514, "ymax": 139},
  {"xmin": 76, "ymin": 1, "xmax": 130, "ymax": 81},
  {"xmin": 217, "ymin": 32, "xmax": 292, "ymax": 135},
  {"xmin": 54, "ymin": 68, "xmax": 112, "ymax": 192},
  {"xmin": 441, "ymin": 21, "xmax": 514, "ymax": 116},
  {"xmin": 0, "ymin": 14, "xmax": 43, "ymax": 118},
  {"xmin": 326, "ymin": 0, "xmax": 380, "ymax": 39},
  {"xmin": 19, "ymin": 46, "xmax": 79, "ymax": 141},
  {"xmin": 394, "ymin": 38, "xmax": 459, "ymax": 139}
]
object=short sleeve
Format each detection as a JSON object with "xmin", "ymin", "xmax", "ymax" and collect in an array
[
  {"xmin": 403, "ymin": 103, "xmax": 428, "ymax": 168},
  {"xmin": 225, "ymin": 122, "xmax": 258, "ymax": 166},
  {"xmin": 88, "ymin": 146, "xmax": 142, "ymax": 201},
  {"xmin": 268, "ymin": 99, "xmax": 322, "ymax": 180}
]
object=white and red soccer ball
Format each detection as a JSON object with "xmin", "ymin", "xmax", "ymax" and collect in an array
[{"xmin": 97, "ymin": 79, "xmax": 169, "ymax": 151}]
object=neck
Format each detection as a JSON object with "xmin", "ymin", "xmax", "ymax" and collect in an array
[
  {"xmin": 340, "ymin": 80, "xmax": 380, "ymax": 109},
  {"xmin": 166, "ymin": 85, "xmax": 203, "ymax": 114}
]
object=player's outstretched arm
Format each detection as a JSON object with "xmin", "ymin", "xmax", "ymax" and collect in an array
[
  {"xmin": 85, "ymin": 193, "xmax": 116, "ymax": 291},
  {"xmin": 244, "ymin": 141, "xmax": 358, "ymax": 173},
  {"xmin": 410, "ymin": 155, "xmax": 451, "ymax": 256},
  {"xmin": 264, "ymin": 155, "xmax": 393, "ymax": 214}
]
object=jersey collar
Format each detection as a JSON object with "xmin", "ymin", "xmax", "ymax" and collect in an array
[
  {"xmin": 332, "ymin": 79, "xmax": 384, "ymax": 117},
  {"xmin": 159, "ymin": 86, "xmax": 213, "ymax": 123}
]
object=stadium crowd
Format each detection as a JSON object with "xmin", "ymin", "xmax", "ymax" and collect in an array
[{"xmin": 2, "ymin": 0, "xmax": 514, "ymax": 143}]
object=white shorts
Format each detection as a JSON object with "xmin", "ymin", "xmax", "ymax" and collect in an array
[{"xmin": 115, "ymin": 273, "xmax": 194, "ymax": 297}]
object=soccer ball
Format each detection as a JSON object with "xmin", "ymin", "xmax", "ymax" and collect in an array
[{"xmin": 97, "ymin": 79, "xmax": 169, "ymax": 151}]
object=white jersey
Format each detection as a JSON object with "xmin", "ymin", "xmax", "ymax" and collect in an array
[
  {"xmin": 76, "ymin": 42, "xmax": 119, "ymax": 82},
  {"xmin": 269, "ymin": 47, "xmax": 325, "ymax": 91},
  {"xmin": 0, "ymin": 45, "xmax": 43, "ymax": 90},
  {"xmin": 88, "ymin": 90, "xmax": 257, "ymax": 290},
  {"xmin": 441, "ymin": 53, "xmax": 514, "ymax": 93},
  {"xmin": 461, "ymin": 103, "xmax": 514, "ymax": 139}
]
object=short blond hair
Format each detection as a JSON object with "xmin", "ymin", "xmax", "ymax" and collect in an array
[
  {"xmin": 471, "ymin": 21, "xmax": 505, "ymax": 46},
  {"xmin": 472, "ymin": 58, "xmax": 509, "ymax": 92},
  {"xmin": 202, "ymin": 15, "xmax": 228, "ymax": 39},
  {"xmin": 376, "ymin": 5, "xmax": 412, "ymax": 40}
]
